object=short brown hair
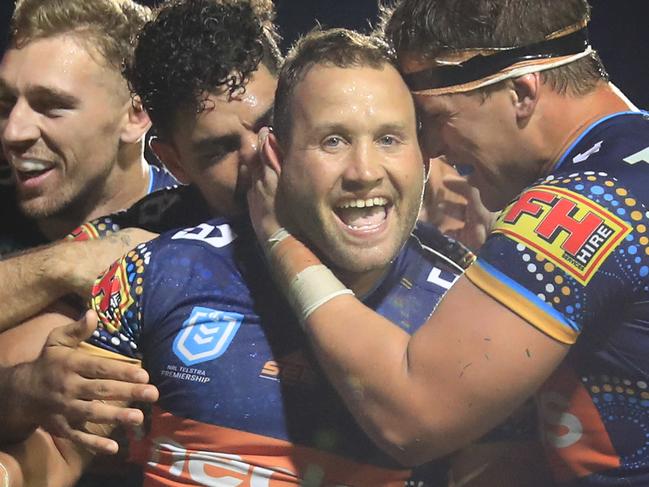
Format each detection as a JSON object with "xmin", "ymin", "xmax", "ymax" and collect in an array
[
  {"xmin": 10, "ymin": 0, "xmax": 151, "ymax": 73},
  {"xmin": 382, "ymin": 0, "xmax": 607, "ymax": 96},
  {"xmin": 274, "ymin": 28, "xmax": 395, "ymax": 145}
]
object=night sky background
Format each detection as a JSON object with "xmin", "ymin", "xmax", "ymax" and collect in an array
[{"xmin": 1, "ymin": 0, "xmax": 648, "ymax": 108}]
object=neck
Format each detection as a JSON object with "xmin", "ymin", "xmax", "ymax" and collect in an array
[
  {"xmin": 38, "ymin": 142, "xmax": 150, "ymax": 240},
  {"xmin": 538, "ymin": 82, "xmax": 636, "ymax": 174}
]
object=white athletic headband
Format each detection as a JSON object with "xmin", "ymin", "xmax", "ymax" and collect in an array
[{"xmin": 402, "ymin": 19, "xmax": 593, "ymax": 96}]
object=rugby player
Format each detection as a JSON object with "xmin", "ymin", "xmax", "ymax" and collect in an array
[
  {"xmin": 0, "ymin": 0, "xmax": 176, "ymax": 330},
  {"xmin": 0, "ymin": 0, "xmax": 282, "ymax": 447},
  {"xmin": 246, "ymin": 0, "xmax": 649, "ymax": 485},
  {"xmin": 0, "ymin": 26, "xmax": 468, "ymax": 486}
]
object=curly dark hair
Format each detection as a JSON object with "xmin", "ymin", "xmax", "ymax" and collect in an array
[{"xmin": 124, "ymin": 0, "xmax": 282, "ymax": 140}]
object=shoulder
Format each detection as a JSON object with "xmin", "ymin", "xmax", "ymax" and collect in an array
[
  {"xmin": 67, "ymin": 186, "xmax": 212, "ymax": 240},
  {"xmin": 555, "ymin": 111, "xmax": 649, "ymax": 199},
  {"xmin": 412, "ymin": 221, "xmax": 475, "ymax": 270},
  {"xmin": 365, "ymin": 234, "xmax": 464, "ymax": 333}
]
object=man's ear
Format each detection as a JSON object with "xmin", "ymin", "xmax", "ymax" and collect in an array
[
  {"xmin": 149, "ymin": 137, "xmax": 190, "ymax": 184},
  {"xmin": 120, "ymin": 96, "xmax": 153, "ymax": 144},
  {"xmin": 261, "ymin": 130, "xmax": 283, "ymax": 174},
  {"xmin": 511, "ymin": 73, "xmax": 540, "ymax": 123}
]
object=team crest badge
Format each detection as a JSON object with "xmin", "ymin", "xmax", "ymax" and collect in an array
[{"xmin": 173, "ymin": 307, "xmax": 244, "ymax": 366}]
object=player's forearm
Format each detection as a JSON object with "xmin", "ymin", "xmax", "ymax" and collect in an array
[
  {"xmin": 266, "ymin": 238, "xmax": 558, "ymax": 466},
  {"xmin": 266, "ymin": 239, "xmax": 447, "ymax": 463},
  {"xmin": 302, "ymin": 298, "xmax": 436, "ymax": 463},
  {"xmin": 0, "ymin": 230, "xmax": 154, "ymax": 332},
  {"xmin": 0, "ymin": 240, "xmax": 88, "ymax": 332}
]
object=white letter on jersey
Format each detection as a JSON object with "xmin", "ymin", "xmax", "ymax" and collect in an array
[
  {"xmin": 623, "ymin": 146, "xmax": 649, "ymax": 165},
  {"xmin": 172, "ymin": 223, "xmax": 236, "ymax": 248},
  {"xmin": 427, "ymin": 267, "xmax": 459, "ymax": 290},
  {"xmin": 538, "ymin": 392, "xmax": 583, "ymax": 449}
]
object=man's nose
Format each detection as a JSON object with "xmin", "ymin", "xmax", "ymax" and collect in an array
[
  {"xmin": 1, "ymin": 99, "xmax": 40, "ymax": 150},
  {"xmin": 343, "ymin": 142, "xmax": 385, "ymax": 188},
  {"xmin": 239, "ymin": 130, "xmax": 259, "ymax": 167}
]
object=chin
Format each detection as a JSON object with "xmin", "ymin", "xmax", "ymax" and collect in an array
[
  {"xmin": 331, "ymin": 246, "xmax": 396, "ymax": 274},
  {"xmin": 18, "ymin": 193, "xmax": 72, "ymax": 220}
]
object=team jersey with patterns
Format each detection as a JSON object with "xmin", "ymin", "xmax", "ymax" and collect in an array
[
  {"xmin": 465, "ymin": 111, "xmax": 649, "ymax": 486},
  {"xmin": 69, "ymin": 184, "xmax": 475, "ymax": 276},
  {"xmin": 0, "ymin": 163, "xmax": 177, "ymax": 256},
  {"xmin": 68, "ymin": 185, "xmax": 210, "ymax": 241},
  {"xmin": 86, "ymin": 217, "xmax": 463, "ymax": 486}
]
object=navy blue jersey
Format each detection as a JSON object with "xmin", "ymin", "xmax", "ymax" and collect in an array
[
  {"xmin": 466, "ymin": 111, "xmax": 649, "ymax": 485},
  {"xmin": 86, "ymin": 218, "xmax": 463, "ymax": 486},
  {"xmin": 68, "ymin": 185, "xmax": 209, "ymax": 241}
]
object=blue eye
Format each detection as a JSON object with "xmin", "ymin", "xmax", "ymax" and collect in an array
[
  {"xmin": 322, "ymin": 135, "xmax": 344, "ymax": 148},
  {"xmin": 378, "ymin": 135, "xmax": 402, "ymax": 146}
]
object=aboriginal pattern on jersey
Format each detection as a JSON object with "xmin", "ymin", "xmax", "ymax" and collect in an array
[
  {"xmin": 86, "ymin": 218, "xmax": 463, "ymax": 486},
  {"xmin": 466, "ymin": 112, "xmax": 649, "ymax": 486}
]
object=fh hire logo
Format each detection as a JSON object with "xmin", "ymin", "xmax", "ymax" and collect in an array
[
  {"xmin": 173, "ymin": 307, "xmax": 243, "ymax": 366},
  {"xmin": 495, "ymin": 185, "xmax": 631, "ymax": 285}
]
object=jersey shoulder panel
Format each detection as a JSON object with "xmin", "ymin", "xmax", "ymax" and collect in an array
[
  {"xmin": 467, "ymin": 131, "xmax": 649, "ymax": 344},
  {"xmin": 553, "ymin": 111, "xmax": 649, "ymax": 190},
  {"xmin": 86, "ymin": 217, "xmax": 244, "ymax": 359},
  {"xmin": 87, "ymin": 241, "xmax": 151, "ymax": 358}
]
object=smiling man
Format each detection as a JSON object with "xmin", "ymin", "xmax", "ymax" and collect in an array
[
  {"xmin": 246, "ymin": 0, "xmax": 649, "ymax": 485},
  {"xmin": 75, "ymin": 27, "xmax": 463, "ymax": 486},
  {"xmin": 0, "ymin": 0, "xmax": 179, "ymax": 335},
  {"xmin": 0, "ymin": 0, "xmax": 175, "ymax": 249},
  {"xmin": 0, "ymin": 27, "xmax": 469, "ymax": 486}
]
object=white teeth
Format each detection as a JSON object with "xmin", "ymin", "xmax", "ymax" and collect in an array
[
  {"xmin": 14, "ymin": 159, "xmax": 53, "ymax": 172},
  {"xmin": 338, "ymin": 197, "xmax": 388, "ymax": 209}
]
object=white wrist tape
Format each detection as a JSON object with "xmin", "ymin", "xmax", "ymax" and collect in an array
[
  {"xmin": 0, "ymin": 462, "xmax": 8, "ymax": 487},
  {"xmin": 288, "ymin": 264, "xmax": 354, "ymax": 324},
  {"xmin": 265, "ymin": 227, "xmax": 291, "ymax": 255}
]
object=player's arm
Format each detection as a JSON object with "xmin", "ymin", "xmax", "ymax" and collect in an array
[
  {"xmin": 0, "ymin": 310, "xmax": 157, "ymax": 452},
  {"xmin": 0, "ymin": 227, "xmax": 154, "ymax": 332},
  {"xmin": 283, "ymin": 268, "xmax": 567, "ymax": 464},
  {"xmin": 247, "ymin": 133, "xmax": 568, "ymax": 465}
]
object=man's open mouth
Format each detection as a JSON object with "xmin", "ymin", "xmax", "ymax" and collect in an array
[{"xmin": 334, "ymin": 196, "xmax": 390, "ymax": 231}]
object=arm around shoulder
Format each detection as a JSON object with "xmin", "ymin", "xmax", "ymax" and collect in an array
[{"xmin": 301, "ymin": 276, "xmax": 569, "ymax": 465}]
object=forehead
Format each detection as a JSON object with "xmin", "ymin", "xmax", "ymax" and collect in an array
[
  {"xmin": 291, "ymin": 64, "xmax": 416, "ymax": 128},
  {"xmin": 0, "ymin": 34, "xmax": 122, "ymax": 95},
  {"xmin": 172, "ymin": 66, "xmax": 277, "ymax": 147}
]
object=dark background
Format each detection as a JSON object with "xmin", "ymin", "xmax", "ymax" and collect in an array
[{"xmin": 1, "ymin": 0, "xmax": 648, "ymax": 107}]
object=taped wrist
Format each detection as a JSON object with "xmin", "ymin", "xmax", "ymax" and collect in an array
[
  {"xmin": 0, "ymin": 462, "xmax": 8, "ymax": 487},
  {"xmin": 288, "ymin": 264, "xmax": 354, "ymax": 324},
  {"xmin": 265, "ymin": 227, "xmax": 291, "ymax": 255}
]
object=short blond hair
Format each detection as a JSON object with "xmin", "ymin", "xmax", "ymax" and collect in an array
[{"xmin": 11, "ymin": 0, "xmax": 151, "ymax": 72}]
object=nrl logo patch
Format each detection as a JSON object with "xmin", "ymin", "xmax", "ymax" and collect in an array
[
  {"xmin": 495, "ymin": 185, "xmax": 632, "ymax": 285},
  {"xmin": 173, "ymin": 307, "xmax": 243, "ymax": 366}
]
